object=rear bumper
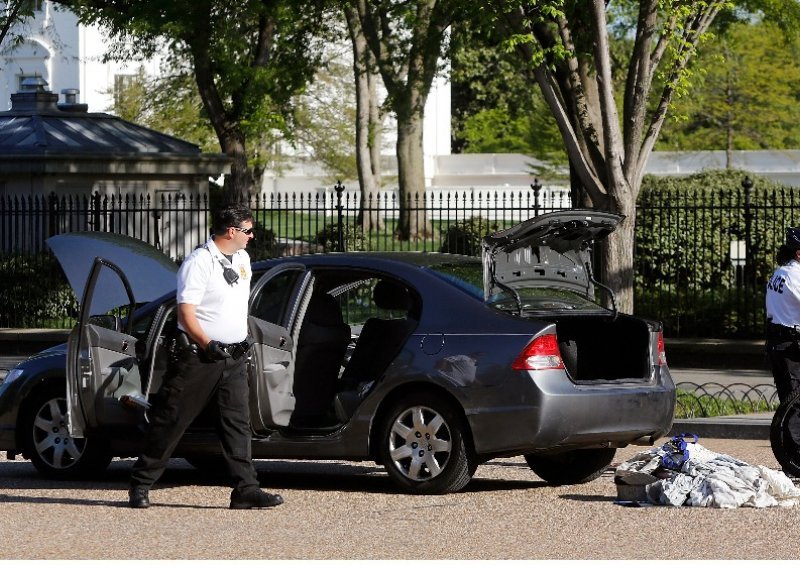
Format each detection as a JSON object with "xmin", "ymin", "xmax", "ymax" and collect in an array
[{"xmin": 466, "ymin": 366, "xmax": 675, "ymax": 456}]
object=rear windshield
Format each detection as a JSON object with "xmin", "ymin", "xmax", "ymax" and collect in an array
[{"xmin": 427, "ymin": 260, "xmax": 605, "ymax": 314}]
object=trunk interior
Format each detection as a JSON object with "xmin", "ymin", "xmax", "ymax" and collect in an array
[{"xmin": 552, "ymin": 315, "xmax": 651, "ymax": 382}]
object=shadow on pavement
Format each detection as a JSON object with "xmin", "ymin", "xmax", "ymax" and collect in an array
[{"xmin": 0, "ymin": 457, "xmax": 548, "ymax": 497}]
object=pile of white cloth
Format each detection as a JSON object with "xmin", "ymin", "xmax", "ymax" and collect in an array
[{"xmin": 616, "ymin": 439, "xmax": 800, "ymax": 508}]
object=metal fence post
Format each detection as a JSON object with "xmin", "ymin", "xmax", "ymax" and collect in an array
[
  {"xmin": 743, "ymin": 176, "xmax": 754, "ymax": 282},
  {"xmin": 531, "ymin": 178, "xmax": 542, "ymax": 217},
  {"xmin": 335, "ymin": 180, "xmax": 345, "ymax": 252}
]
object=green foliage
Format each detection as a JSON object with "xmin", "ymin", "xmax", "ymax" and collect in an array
[
  {"xmin": 315, "ymin": 222, "xmax": 366, "ymax": 252},
  {"xmin": 674, "ymin": 388, "xmax": 779, "ymax": 418},
  {"xmin": 439, "ymin": 216, "xmax": 497, "ymax": 256},
  {"xmin": 0, "ymin": 254, "xmax": 78, "ymax": 328},
  {"xmin": 659, "ymin": 20, "xmax": 800, "ymax": 152},
  {"xmin": 0, "ymin": 0, "xmax": 37, "ymax": 52},
  {"xmin": 292, "ymin": 52, "xmax": 359, "ymax": 183},
  {"xmin": 63, "ymin": 0, "xmax": 335, "ymax": 199},
  {"xmin": 106, "ymin": 66, "xmax": 220, "ymax": 153},
  {"xmin": 449, "ymin": 22, "xmax": 566, "ymax": 162}
]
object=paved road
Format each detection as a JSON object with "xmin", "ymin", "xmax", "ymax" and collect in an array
[{"xmin": 0, "ymin": 438, "xmax": 798, "ymax": 560}]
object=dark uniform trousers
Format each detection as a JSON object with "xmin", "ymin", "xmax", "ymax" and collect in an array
[
  {"xmin": 766, "ymin": 324, "xmax": 800, "ymax": 447},
  {"xmin": 130, "ymin": 345, "xmax": 259, "ymax": 492},
  {"xmin": 766, "ymin": 323, "xmax": 800, "ymax": 403}
]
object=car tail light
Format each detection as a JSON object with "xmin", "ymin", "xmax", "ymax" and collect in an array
[
  {"xmin": 657, "ymin": 331, "xmax": 667, "ymax": 366},
  {"xmin": 512, "ymin": 334, "xmax": 565, "ymax": 371}
]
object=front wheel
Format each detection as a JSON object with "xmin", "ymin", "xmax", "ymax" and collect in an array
[
  {"xmin": 378, "ymin": 393, "xmax": 473, "ymax": 494},
  {"xmin": 770, "ymin": 388, "xmax": 800, "ymax": 477},
  {"xmin": 21, "ymin": 384, "xmax": 112, "ymax": 479},
  {"xmin": 525, "ymin": 447, "xmax": 616, "ymax": 485}
]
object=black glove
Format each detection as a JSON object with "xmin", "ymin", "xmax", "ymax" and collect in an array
[{"xmin": 205, "ymin": 340, "xmax": 231, "ymax": 361}]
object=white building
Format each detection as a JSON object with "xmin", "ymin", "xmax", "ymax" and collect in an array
[{"xmin": 1, "ymin": 1, "xmax": 159, "ymax": 114}]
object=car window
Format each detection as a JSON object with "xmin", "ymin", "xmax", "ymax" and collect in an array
[
  {"xmin": 250, "ymin": 269, "xmax": 303, "ymax": 326},
  {"xmin": 335, "ymin": 278, "xmax": 407, "ymax": 327},
  {"xmin": 426, "ymin": 261, "xmax": 484, "ymax": 299}
]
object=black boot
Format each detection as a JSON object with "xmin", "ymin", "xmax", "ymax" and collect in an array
[
  {"xmin": 128, "ymin": 486, "xmax": 150, "ymax": 509},
  {"xmin": 230, "ymin": 487, "xmax": 284, "ymax": 509}
]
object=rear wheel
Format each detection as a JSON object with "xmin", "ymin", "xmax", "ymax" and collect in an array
[
  {"xmin": 21, "ymin": 384, "xmax": 112, "ymax": 479},
  {"xmin": 378, "ymin": 393, "xmax": 473, "ymax": 494},
  {"xmin": 525, "ymin": 447, "xmax": 616, "ymax": 485},
  {"xmin": 770, "ymin": 388, "xmax": 800, "ymax": 477}
]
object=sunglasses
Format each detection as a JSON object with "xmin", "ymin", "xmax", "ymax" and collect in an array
[{"xmin": 232, "ymin": 226, "xmax": 254, "ymax": 235}]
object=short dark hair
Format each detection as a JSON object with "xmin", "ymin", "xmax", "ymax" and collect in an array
[
  {"xmin": 777, "ymin": 244, "xmax": 800, "ymax": 266},
  {"xmin": 211, "ymin": 204, "xmax": 253, "ymax": 235}
]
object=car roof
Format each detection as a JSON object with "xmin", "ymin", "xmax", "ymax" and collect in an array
[{"xmin": 253, "ymin": 251, "xmax": 480, "ymax": 271}]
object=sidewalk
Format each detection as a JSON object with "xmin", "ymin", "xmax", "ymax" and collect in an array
[{"xmin": 0, "ymin": 328, "xmax": 777, "ymax": 440}]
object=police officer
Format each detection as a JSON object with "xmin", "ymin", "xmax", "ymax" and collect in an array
[
  {"xmin": 766, "ymin": 227, "xmax": 800, "ymax": 403},
  {"xmin": 128, "ymin": 204, "xmax": 283, "ymax": 510}
]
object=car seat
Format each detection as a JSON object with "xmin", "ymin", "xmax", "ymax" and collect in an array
[
  {"xmin": 335, "ymin": 280, "xmax": 417, "ymax": 419},
  {"xmin": 290, "ymin": 291, "xmax": 351, "ymax": 428}
]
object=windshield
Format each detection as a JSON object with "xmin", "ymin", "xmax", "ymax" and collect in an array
[{"xmin": 427, "ymin": 259, "xmax": 606, "ymax": 314}]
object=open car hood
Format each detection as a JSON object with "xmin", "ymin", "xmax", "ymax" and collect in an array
[
  {"xmin": 481, "ymin": 209, "xmax": 623, "ymax": 299},
  {"xmin": 46, "ymin": 232, "xmax": 178, "ymax": 308}
]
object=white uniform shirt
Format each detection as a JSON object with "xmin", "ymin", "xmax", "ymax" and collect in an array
[
  {"xmin": 177, "ymin": 237, "xmax": 251, "ymax": 343},
  {"xmin": 766, "ymin": 260, "xmax": 800, "ymax": 328}
]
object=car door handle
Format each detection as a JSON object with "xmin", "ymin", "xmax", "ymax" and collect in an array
[{"xmin": 279, "ymin": 337, "xmax": 287, "ymax": 347}]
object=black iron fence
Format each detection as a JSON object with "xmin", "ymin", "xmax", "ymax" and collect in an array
[
  {"xmin": 634, "ymin": 178, "xmax": 800, "ymax": 338},
  {"xmin": 0, "ymin": 184, "xmax": 570, "ymax": 328},
  {"xmin": 1, "ymin": 177, "xmax": 796, "ymax": 338}
]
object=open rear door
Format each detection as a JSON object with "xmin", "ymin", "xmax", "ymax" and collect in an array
[{"xmin": 67, "ymin": 258, "xmax": 148, "ymax": 437}]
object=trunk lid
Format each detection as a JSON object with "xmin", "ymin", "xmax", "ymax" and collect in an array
[{"xmin": 481, "ymin": 209, "xmax": 622, "ymax": 303}]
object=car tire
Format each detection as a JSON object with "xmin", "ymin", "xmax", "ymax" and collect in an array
[
  {"xmin": 770, "ymin": 388, "xmax": 800, "ymax": 477},
  {"xmin": 21, "ymin": 384, "xmax": 112, "ymax": 480},
  {"xmin": 378, "ymin": 393, "xmax": 472, "ymax": 494},
  {"xmin": 524, "ymin": 447, "xmax": 616, "ymax": 485}
]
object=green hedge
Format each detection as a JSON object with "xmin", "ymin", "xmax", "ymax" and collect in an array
[{"xmin": 0, "ymin": 254, "xmax": 78, "ymax": 328}]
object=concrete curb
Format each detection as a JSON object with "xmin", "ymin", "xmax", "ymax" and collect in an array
[{"xmin": 670, "ymin": 416, "xmax": 772, "ymax": 440}]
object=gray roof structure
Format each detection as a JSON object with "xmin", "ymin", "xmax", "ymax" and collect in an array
[{"xmin": 0, "ymin": 77, "xmax": 228, "ymax": 176}]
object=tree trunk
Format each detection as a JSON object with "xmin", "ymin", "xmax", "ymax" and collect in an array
[
  {"xmin": 218, "ymin": 131, "xmax": 251, "ymax": 206},
  {"xmin": 190, "ymin": 40, "xmax": 252, "ymax": 206},
  {"xmin": 395, "ymin": 110, "xmax": 431, "ymax": 240},
  {"xmin": 345, "ymin": 5, "xmax": 384, "ymax": 231},
  {"xmin": 598, "ymin": 189, "xmax": 636, "ymax": 314}
]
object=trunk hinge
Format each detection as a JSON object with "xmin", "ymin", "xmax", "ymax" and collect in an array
[{"xmin": 585, "ymin": 261, "xmax": 618, "ymax": 321}]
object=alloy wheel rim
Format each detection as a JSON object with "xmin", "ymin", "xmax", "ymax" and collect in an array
[
  {"xmin": 388, "ymin": 405, "xmax": 452, "ymax": 481},
  {"xmin": 32, "ymin": 397, "xmax": 86, "ymax": 470}
]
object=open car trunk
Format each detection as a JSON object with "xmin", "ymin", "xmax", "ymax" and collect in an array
[{"xmin": 550, "ymin": 314, "xmax": 652, "ymax": 383}]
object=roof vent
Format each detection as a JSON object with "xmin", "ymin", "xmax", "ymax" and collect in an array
[
  {"xmin": 58, "ymin": 88, "xmax": 89, "ymax": 113},
  {"xmin": 10, "ymin": 76, "xmax": 58, "ymax": 112}
]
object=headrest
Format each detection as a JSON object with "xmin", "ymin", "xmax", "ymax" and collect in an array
[
  {"xmin": 306, "ymin": 293, "xmax": 344, "ymax": 325},
  {"xmin": 373, "ymin": 280, "xmax": 410, "ymax": 311}
]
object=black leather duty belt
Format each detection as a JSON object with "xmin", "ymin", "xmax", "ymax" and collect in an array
[
  {"xmin": 767, "ymin": 322, "xmax": 800, "ymax": 340},
  {"xmin": 175, "ymin": 331, "xmax": 252, "ymax": 360}
]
